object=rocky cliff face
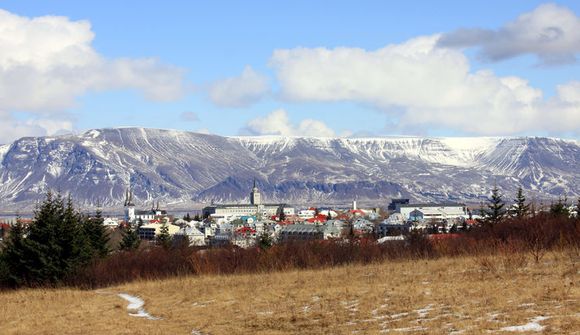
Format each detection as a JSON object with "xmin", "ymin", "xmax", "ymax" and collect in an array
[{"xmin": 0, "ymin": 128, "xmax": 578, "ymax": 211}]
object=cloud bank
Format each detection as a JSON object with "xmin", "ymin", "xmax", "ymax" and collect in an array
[
  {"xmin": 245, "ymin": 109, "xmax": 335, "ymax": 137},
  {"xmin": 438, "ymin": 3, "xmax": 580, "ymax": 65},
  {"xmin": 270, "ymin": 35, "xmax": 579, "ymax": 136},
  {"xmin": 0, "ymin": 9, "xmax": 186, "ymax": 143}
]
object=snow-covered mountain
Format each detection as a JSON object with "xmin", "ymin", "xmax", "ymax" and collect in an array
[{"xmin": 0, "ymin": 128, "xmax": 578, "ymax": 211}]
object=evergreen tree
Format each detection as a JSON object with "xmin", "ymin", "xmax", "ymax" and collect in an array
[
  {"xmin": 257, "ymin": 230, "xmax": 273, "ymax": 250},
  {"xmin": 119, "ymin": 225, "xmax": 140, "ymax": 251},
  {"xmin": 0, "ymin": 219, "xmax": 29, "ymax": 286},
  {"xmin": 193, "ymin": 214, "xmax": 201, "ymax": 221},
  {"xmin": 0, "ymin": 192, "xmax": 94, "ymax": 286},
  {"xmin": 513, "ymin": 187, "xmax": 529, "ymax": 218},
  {"xmin": 484, "ymin": 186, "xmax": 505, "ymax": 228},
  {"xmin": 156, "ymin": 223, "xmax": 172, "ymax": 249},
  {"xmin": 82, "ymin": 209, "xmax": 110, "ymax": 258},
  {"xmin": 183, "ymin": 213, "xmax": 192, "ymax": 222},
  {"xmin": 550, "ymin": 197, "xmax": 569, "ymax": 217}
]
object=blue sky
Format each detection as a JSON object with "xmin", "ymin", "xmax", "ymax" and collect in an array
[{"xmin": 0, "ymin": 1, "xmax": 579, "ymax": 143}]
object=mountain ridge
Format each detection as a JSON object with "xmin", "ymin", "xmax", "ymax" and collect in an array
[{"xmin": 0, "ymin": 127, "xmax": 578, "ymax": 211}]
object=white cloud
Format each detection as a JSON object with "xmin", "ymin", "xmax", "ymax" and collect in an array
[
  {"xmin": 208, "ymin": 66, "xmax": 269, "ymax": 107},
  {"xmin": 0, "ymin": 111, "xmax": 73, "ymax": 144},
  {"xmin": 438, "ymin": 3, "xmax": 580, "ymax": 65},
  {"xmin": 270, "ymin": 35, "xmax": 580, "ymax": 136},
  {"xmin": 0, "ymin": 9, "xmax": 186, "ymax": 142},
  {"xmin": 245, "ymin": 109, "xmax": 335, "ymax": 137}
]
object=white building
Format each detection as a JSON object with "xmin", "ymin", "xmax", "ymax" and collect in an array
[
  {"xmin": 202, "ymin": 181, "xmax": 294, "ymax": 221},
  {"xmin": 103, "ymin": 217, "xmax": 120, "ymax": 228},
  {"xmin": 138, "ymin": 223, "xmax": 180, "ymax": 240},
  {"xmin": 398, "ymin": 203, "xmax": 467, "ymax": 222},
  {"xmin": 174, "ymin": 226, "xmax": 206, "ymax": 246},
  {"xmin": 298, "ymin": 209, "xmax": 316, "ymax": 220}
]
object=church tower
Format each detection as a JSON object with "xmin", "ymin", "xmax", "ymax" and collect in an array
[
  {"xmin": 124, "ymin": 187, "xmax": 135, "ymax": 223},
  {"xmin": 250, "ymin": 179, "xmax": 261, "ymax": 205}
]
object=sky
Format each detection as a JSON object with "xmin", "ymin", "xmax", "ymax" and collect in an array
[{"xmin": 0, "ymin": 0, "xmax": 579, "ymax": 144}]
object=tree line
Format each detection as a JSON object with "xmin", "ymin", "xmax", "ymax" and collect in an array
[
  {"xmin": 0, "ymin": 191, "xmax": 110, "ymax": 287},
  {"xmin": 480, "ymin": 185, "xmax": 578, "ymax": 228}
]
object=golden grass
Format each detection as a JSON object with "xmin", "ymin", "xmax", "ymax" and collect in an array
[{"xmin": 0, "ymin": 251, "xmax": 578, "ymax": 334}]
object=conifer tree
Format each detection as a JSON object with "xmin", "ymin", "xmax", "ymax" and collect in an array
[
  {"xmin": 82, "ymin": 209, "xmax": 110, "ymax": 258},
  {"xmin": 513, "ymin": 187, "xmax": 529, "ymax": 218},
  {"xmin": 156, "ymin": 223, "xmax": 172, "ymax": 249},
  {"xmin": 119, "ymin": 225, "xmax": 140, "ymax": 251},
  {"xmin": 0, "ymin": 219, "xmax": 29, "ymax": 286},
  {"xmin": 550, "ymin": 197, "xmax": 569, "ymax": 217},
  {"xmin": 484, "ymin": 186, "xmax": 505, "ymax": 228},
  {"xmin": 0, "ymin": 192, "xmax": 94, "ymax": 286},
  {"xmin": 257, "ymin": 230, "xmax": 273, "ymax": 250}
]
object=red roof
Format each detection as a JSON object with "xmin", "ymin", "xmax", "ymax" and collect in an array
[
  {"xmin": 236, "ymin": 226, "xmax": 256, "ymax": 235},
  {"xmin": 306, "ymin": 214, "xmax": 328, "ymax": 223}
]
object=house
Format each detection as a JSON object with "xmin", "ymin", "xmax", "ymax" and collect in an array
[
  {"xmin": 352, "ymin": 218, "xmax": 374, "ymax": 234},
  {"xmin": 377, "ymin": 214, "xmax": 411, "ymax": 237},
  {"xmin": 298, "ymin": 209, "xmax": 316, "ymax": 220},
  {"xmin": 103, "ymin": 217, "xmax": 120, "ymax": 228},
  {"xmin": 321, "ymin": 224, "xmax": 341, "ymax": 239},
  {"xmin": 173, "ymin": 226, "xmax": 206, "ymax": 246}
]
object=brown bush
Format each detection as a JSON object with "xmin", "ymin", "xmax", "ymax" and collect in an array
[{"xmin": 17, "ymin": 213, "xmax": 580, "ymax": 290}]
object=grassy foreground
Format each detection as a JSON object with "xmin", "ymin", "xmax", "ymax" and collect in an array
[{"xmin": 0, "ymin": 251, "xmax": 578, "ymax": 334}]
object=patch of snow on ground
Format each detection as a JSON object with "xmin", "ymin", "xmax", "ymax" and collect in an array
[
  {"xmin": 415, "ymin": 304, "xmax": 434, "ymax": 318},
  {"xmin": 389, "ymin": 312, "xmax": 409, "ymax": 319},
  {"xmin": 500, "ymin": 316, "xmax": 549, "ymax": 332},
  {"xmin": 118, "ymin": 293, "xmax": 161, "ymax": 320}
]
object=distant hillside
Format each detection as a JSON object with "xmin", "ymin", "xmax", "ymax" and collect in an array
[{"xmin": 0, "ymin": 128, "xmax": 578, "ymax": 211}]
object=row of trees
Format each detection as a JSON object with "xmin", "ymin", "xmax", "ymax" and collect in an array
[
  {"xmin": 481, "ymin": 186, "xmax": 578, "ymax": 228},
  {"xmin": 0, "ymin": 192, "xmax": 110, "ymax": 287}
]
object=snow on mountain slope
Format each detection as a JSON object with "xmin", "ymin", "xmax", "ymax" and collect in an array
[
  {"xmin": 0, "ymin": 144, "xmax": 9, "ymax": 162},
  {"xmin": 0, "ymin": 128, "xmax": 578, "ymax": 211}
]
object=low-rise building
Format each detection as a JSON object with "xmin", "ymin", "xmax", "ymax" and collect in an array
[
  {"xmin": 138, "ymin": 223, "xmax": 180, "ymax": 240},
  {"xmin": 398, "ymin": 203, "xmax": 467, "ymax": 223},
  {"xmin": 173, "ymin": 226, "xmax": 206, "ymax": 246}
]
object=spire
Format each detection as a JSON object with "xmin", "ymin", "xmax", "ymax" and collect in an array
[{"xmin": 253, "ymin": 178, "xmax": 256, "ymax": 189}]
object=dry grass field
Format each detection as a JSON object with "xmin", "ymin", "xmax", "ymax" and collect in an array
[{"xmin": 1, "ymin": 250, "xmax": 578, "ymax": 334}]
